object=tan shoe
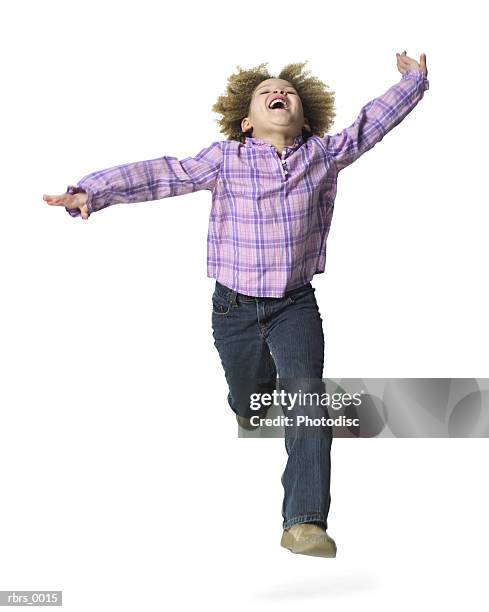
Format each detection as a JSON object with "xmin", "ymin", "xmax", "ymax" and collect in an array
[
  {"xmin": 236, "ymin": 414, "xmax": 260, "ymax": 431},
  {"xmin": 236, "ymin": 407, "xmax": 270, "ymax": 431},
  {"xmin": 281, "ymin": 523, "xmax": 337, "ymax": 558}
]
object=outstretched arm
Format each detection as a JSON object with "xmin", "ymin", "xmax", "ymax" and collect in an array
[
  {"xmin": 44, "ymin": 141, "xmax": 223, "ymax": 219},
  {"xmin": 320, "ymin": 51, "xmax": 429, "ymax": 172}
]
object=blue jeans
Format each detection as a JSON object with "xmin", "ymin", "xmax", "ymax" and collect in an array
[{"xmin": 211, "ymin": 280, "xmax": 332, "ymax": 530}]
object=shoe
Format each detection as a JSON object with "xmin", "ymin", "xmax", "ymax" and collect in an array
[
  {"xmin": 236, "ymin": 407, "xmax": 271, "ymax": 431},
  {"xmin": 236, "ymin": 414, "xmax": 260, "ymax": 430},
  {"xmin": 281, "ymin": 522, "xmax": 337, "ymax": 558}
]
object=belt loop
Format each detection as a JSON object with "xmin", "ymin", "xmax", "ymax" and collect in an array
[{"xmin": 230, "ymin": 288, "xmax": 238, "ymax": 307}]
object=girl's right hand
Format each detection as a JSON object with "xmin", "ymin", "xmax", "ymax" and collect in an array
[{"xmin": 43, "ymin": 191, "xmax": 90, "ymax": 219}]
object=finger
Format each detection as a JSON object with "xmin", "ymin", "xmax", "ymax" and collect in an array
[
  {"xmin": 43, "ymin": 194, "xmax": 68, "ymax": 205},
  {"xmin": 396, "ymin": 54, "xmax": 405, "ymax": 71}
]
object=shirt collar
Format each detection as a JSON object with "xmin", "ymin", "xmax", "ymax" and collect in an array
[{"xmin": 244, "ymin": 134, "xmax": 304, "ymax": 151}]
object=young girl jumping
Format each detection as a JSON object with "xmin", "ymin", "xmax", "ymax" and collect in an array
[{"xmin": 43, "ymin": 51, "xmax": 429, "ymax": 557}]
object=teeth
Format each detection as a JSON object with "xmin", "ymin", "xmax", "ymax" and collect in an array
[{"xmin": 269, "ymin": 98, "xmax": 287, "ymax": 109}]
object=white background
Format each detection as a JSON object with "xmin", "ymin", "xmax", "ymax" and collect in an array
[{"xmin": 1, "ymin": 0, "xmax": 488, "ymax": 610}]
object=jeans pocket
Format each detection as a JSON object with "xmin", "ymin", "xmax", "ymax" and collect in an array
[
  {"xmin": 212, "ymin": 290, "xmax": 231, "ymax": 315},
  {"xmin": 288, "ymin": 286, "xmax": 315, "ymax": 305}
]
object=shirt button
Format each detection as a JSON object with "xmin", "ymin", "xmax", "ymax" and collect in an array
[
  {"xmin": 284, "ymin": 170, "xmax": 288, "ymax": 175},
  {"xmin": 281, "ymin": 160, "xmax": 286, "ymax": 165}
]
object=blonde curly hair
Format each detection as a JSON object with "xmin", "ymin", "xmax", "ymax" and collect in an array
[{"xmin": 212, "ymin": 60, "xmax": 336, "ymax": 144}]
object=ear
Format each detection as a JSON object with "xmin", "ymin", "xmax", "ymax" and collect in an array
[
  {"xmin": 241, "ymin": 117, "xmax": 252, "ymax": 133},
  {"xmin": 303, "ymin": 117, "xmax": 312, "ymax": 132}
]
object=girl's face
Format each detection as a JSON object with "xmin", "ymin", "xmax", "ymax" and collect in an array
[{"xmin": 241, "ymin": 78, "xmax": 310, "ymax": 138}]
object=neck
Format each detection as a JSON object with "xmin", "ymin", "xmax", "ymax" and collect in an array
[{"xmin": 251, "ymin": 132, "xmax": 300, "ymax": 155}]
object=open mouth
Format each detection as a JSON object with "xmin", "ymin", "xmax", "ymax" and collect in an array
[{"xmin": 268, "ymin": 98, "xmax": 288, "ymax": 110}]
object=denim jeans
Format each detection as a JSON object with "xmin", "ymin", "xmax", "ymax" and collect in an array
[{"xmin": 211, "ymin": 280, "xmax": 332, "ymax": 530}]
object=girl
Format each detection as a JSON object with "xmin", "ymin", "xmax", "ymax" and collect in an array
[{"xmin": 43, "ymin": 51, "xmax": 429, "ymax": 557}]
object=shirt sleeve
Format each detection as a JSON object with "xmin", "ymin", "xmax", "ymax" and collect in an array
[
  {"xmin": 64, "ymin": 140, "xmax": 223, "ymax": 217},
  {"xmin": 320, "ymin": 70, "xmax": 429, "ymax": 173}
]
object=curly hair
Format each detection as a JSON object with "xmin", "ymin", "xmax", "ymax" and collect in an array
[{"xmin": 211, "ymin": 61, "xmax": 336, "ymax": 144}]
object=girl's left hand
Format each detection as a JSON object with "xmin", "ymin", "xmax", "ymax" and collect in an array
[{"xmin": 396, "ymin": 50, "xmax": 428, "ymax": 77}]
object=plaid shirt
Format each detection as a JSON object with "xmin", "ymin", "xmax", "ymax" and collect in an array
[{"xmin": 66, "ymin": 69, "xmax": 429, "ymax": 297}]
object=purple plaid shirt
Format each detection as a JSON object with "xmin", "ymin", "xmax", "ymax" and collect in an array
[{"xmin": 66, "ymin": 69, "xmax": 429, "ymax": 297}]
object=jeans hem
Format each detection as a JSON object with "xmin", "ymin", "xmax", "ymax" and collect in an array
[{"xmin": 283, "ymin": 513, "xmax": 328, "ymax": 530}]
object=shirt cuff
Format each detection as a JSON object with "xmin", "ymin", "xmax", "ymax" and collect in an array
[
  {"xmin": 65, "ymin": 185, "xmax": 94, "ymax": 217},
  {"xmin": 402, "ymin": 69, "xmax": 429, "ymax": 91}
]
